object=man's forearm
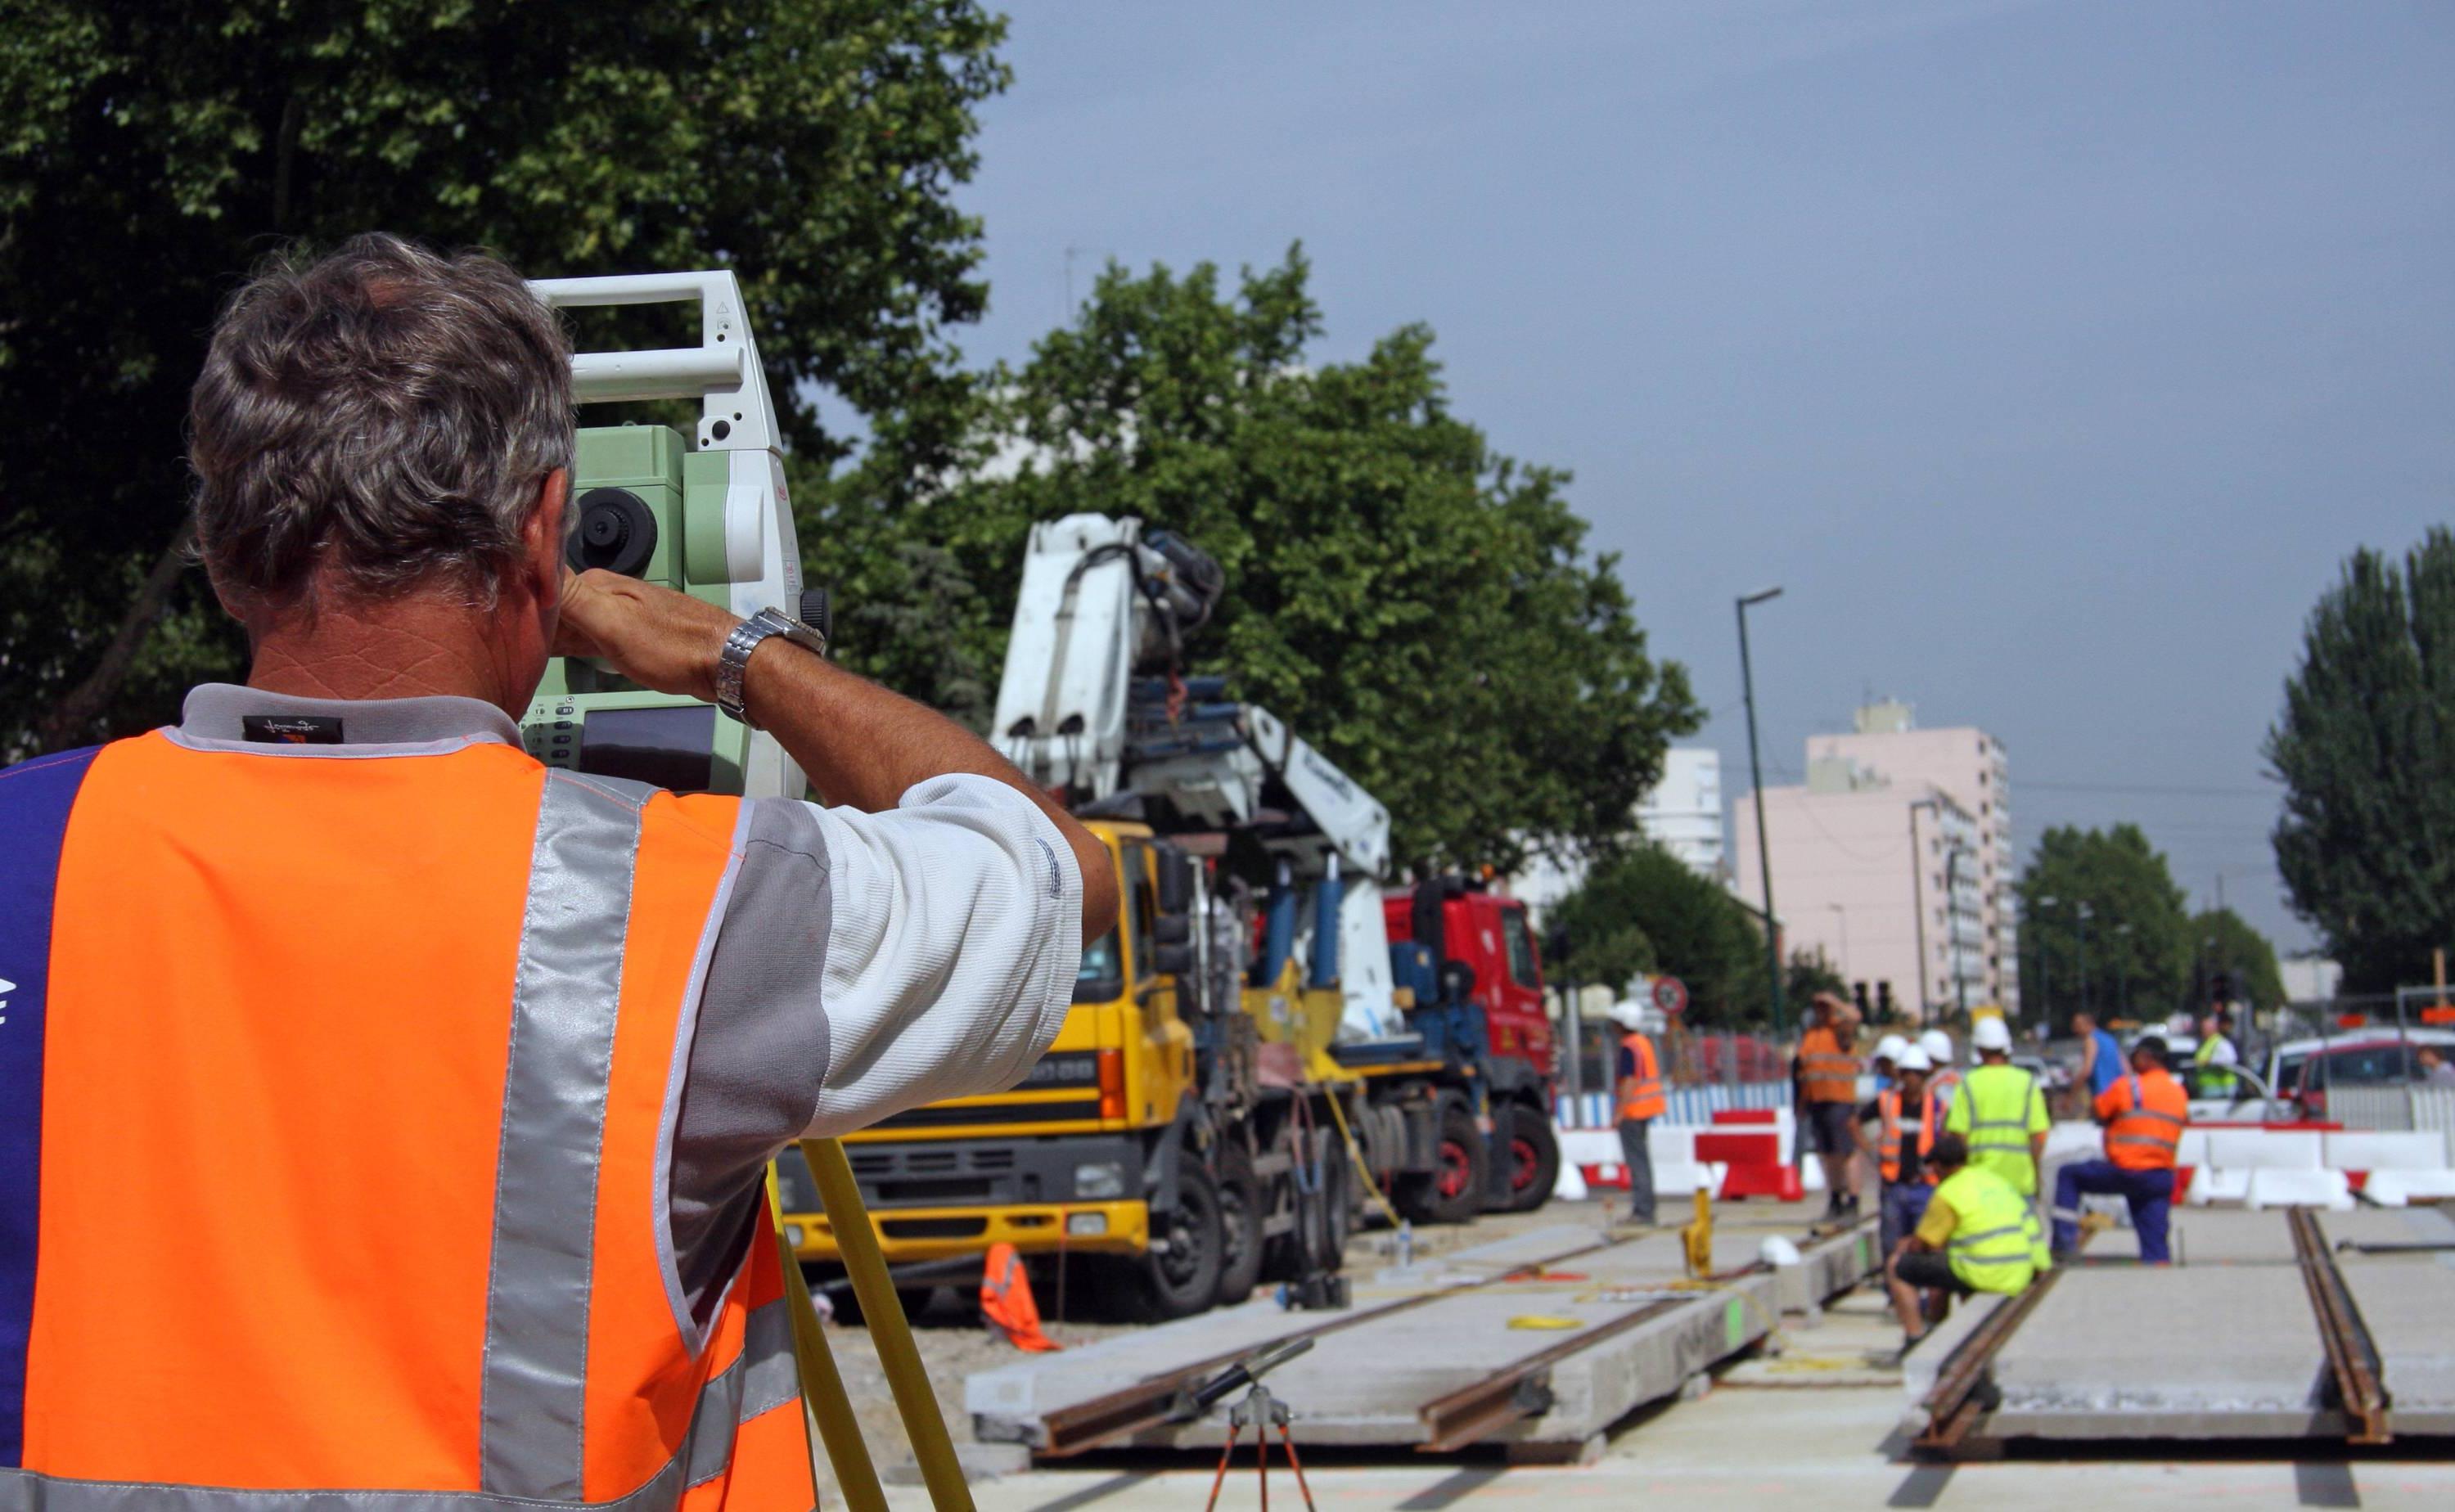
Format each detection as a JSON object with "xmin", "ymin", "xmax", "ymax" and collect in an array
[{"xmin": 741, "ymin": 640, "xmax": 1119, "ymax": 943}]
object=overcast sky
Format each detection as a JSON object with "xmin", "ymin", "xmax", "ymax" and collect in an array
[{"xmin": 949, "ymin": 1, "xmax": 2454, "ymax": 953}]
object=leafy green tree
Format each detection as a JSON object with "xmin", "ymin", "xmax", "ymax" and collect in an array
[
  {"xmin": 2191, "ymin": 907, "xmax": 2286, "ymax": 1012},
  {"xmin": 1, "ymin": 0, "xmax": 1008, "ymax": 756},
  {"xmin": 1781, "ymin": 947, "xmax": 1847, "ymax": 1010},
  {"xmin": 2267, "ymin": 528, "xmax": 2455, "ymax": 993},
  {"xmin": 1547, "ymin": 846, "xmax": 1761, "ymax": 1027},
  {"xmin": 929, "ymin": 251, "xmax": 1701, "ymax": 866},
  {"xmin": 2017, "ymin": 824, "xmax": 2192, "ymax": 1029}
]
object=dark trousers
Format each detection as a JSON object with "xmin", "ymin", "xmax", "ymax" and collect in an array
[
  {"xmin": 1616, "ymin": 1118, "xmax": 1655, "ymax": 1222},
  {"xmin": 2052, "ymin": 1159, "xmax": 2175, "ymax": 1263}
]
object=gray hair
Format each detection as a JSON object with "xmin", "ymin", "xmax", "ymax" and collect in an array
[{"xmin": 190, "ymin": 233, "xmax": 573, "ymax": 610}]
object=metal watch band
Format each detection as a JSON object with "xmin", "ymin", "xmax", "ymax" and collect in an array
[
  {"xmin": 714, "ymin": 615, "xmax": 774, "ymax": 729},
  {"xmin": 716, "ymin": 606, "xmax": 828, "ymax": 730}
]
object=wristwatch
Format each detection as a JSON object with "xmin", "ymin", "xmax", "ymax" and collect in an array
[{"xmin": 715, "ymin": 604, "xmax": 828, "ymax": 730}]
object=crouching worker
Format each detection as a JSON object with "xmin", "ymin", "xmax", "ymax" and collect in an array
[
  {"xmin": 0, "ymin": 236, "xmax": 1116, "ymax": 1506},
  {"xmin": 1884, "ymin": 1133, "xmax": 2051, "ymax": 1352},
  {"xmin": 2052, "ymin": 1035, "xmax": 2190, "ymax": 1263}
]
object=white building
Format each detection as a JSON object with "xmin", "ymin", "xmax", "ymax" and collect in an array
[
  {"xmin": 1732, "ymin": 752, "xmax": 1988, "ymax": 1024},
  {"xmin": 1509, "ymin": 747, "xmax": 1726, "ymax": 925}
]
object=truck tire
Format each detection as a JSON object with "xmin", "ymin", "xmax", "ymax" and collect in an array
[
  {"xmin": 1134, "ymin": 1163, "xmax": 1223, "ymax": 1321},
  {"xmin": 1400, "ymin": 1099, "xmax": 1487, "ymax": 1226},
  {"xmin": 1313, "ymin": 1129, "xmax": 1352, "ymax": 1267},
  {"xmin": 1496, "ymin": 1110, "xmax": 1560, "ymax": 1213},
  {"xmin": 1214, "ymin": 1150, "xmax": 1264, "ymax": 1307}
]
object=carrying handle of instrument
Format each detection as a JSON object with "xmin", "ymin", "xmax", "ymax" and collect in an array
[
  {"xmin": 801, "ymin": 1138, "xmax": 979, "ymax": 1512},
  {"xmin": 766, "ymin": 1158, "xmax": 885, "ymax": 1512}
]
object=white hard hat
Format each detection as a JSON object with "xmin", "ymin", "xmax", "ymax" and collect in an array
[
  {"xmin": 1609, "ymin": 1001, "xmax": 1648, "ymax": 1030},
  {"xmin": 1920, "ymin": 1029, "xmax": 1956, "ymax": 1065},
  {"xmin": 1894, "ymin": 1046, "xmax": 1934, "ymax": 1073},
  {"xmin": 1971, "ymin": 1017, "xmax": 2013, "ymax": 1052},
  {"xmin": 1874, "ymin": 1033, "xmax": 1910, "ymax": 1064}
]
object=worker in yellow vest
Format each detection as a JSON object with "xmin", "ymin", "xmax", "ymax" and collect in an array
[
  {"xmin": 1795, "ymin": 992, "xmax": 1864, "ymax": 1218},
  {"xmin": 1885, "ymin": 1133, "xmax": 2051, "ymax": 1353},
  {"xmin": 1944, "ymin": 1015, "xmax": 2049, "ymax": 1199},
  {"xmin": 1613, "ymin": 1001, "xmax": 1669, "ymax": 1224}
]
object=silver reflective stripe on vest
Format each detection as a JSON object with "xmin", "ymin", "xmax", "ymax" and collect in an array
[
  {"xmin": 0, "ymin": 1304, "xmax": 801, "ymax": 1510},
  {"xmin": 480, "ymin": 773, "xmax": 651, "ymax": 1501}
]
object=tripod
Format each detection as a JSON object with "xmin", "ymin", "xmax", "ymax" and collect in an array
[{"xmin": 1185, "ymin": 1336, "xmax": 1319, "ymax": 1511}]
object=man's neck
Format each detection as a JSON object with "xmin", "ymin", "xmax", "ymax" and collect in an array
[{"xmin": 246, "ymin": 593, "xmax": 529, "ymax": 716}]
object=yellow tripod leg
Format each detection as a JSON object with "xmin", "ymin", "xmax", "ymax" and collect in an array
[
  {"xmin": 803, "ymin": 1137, "xmax": 979, "ymax": 1512},
  {"xmin": 765, "ymin": 1166, "xmax": 887, "ymax": 1512}
]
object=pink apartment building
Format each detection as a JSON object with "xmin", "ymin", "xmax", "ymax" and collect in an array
[{"xmin": 1732, "ymin": 701, "xmax": 2014, "ymax": 1022}]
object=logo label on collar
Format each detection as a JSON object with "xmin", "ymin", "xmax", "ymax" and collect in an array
[{"xmin": 242, "ymin": 714, "xmax": 345, "ymax": 745}]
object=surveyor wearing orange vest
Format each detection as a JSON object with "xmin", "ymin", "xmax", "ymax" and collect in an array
[
  {"xmin": 2052, "ymin": 1036, "xmax": 2191, "ymax": 1263},
  {"xmin": 0, "ymin": 237, "xmax": 1115, "ymax": 1506},
  {"xmin": 1796, "ymin": 993, "xmax": 1864, "ymax": 1218},
  {"xmin": 1612, "ymin": 1001, "xmax": 1669, "ymax": 1224},
  {"xmin": 1855, "ymin": 1046, "xmax": 1939, "ymax": 1259}
]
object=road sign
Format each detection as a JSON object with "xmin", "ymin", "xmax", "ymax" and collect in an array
[{"xmin": 1651, "ymin": 975, "xmax": 1688, "ymax": 1016}]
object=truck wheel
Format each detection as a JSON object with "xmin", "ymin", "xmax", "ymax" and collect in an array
[
  {"xmin": 1134, "ymin": 1164, "xmax": 1223, "ymax": 1321},
  {"xmin": 1409, "ymin": 1100, "xmax": 1488, "ymax": 1226},
  {"xmin": 1498, "ymin": 1112, "xmax": 1561, "ymax": 1213},
  {"xmin": 1313, "ymin": 1130, "xmax": 1352, "ymax": 1267},
  {"xmin": 1214, "ymin": 1150, "xmax": 1264, "ymax": 1307}
]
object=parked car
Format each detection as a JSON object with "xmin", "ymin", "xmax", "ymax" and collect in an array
[{"xmin": 2264, "ymin": 1028, "xmax": 2455, "ymax": 1118}]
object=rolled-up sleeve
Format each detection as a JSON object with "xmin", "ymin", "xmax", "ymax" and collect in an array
[
  {"xmin": 796, "ymin": 774, "xmax": 1080, "ymax": 1132},
  {"xmin": 664, "ymin": 776, "xmax": 1079, "ymax": 1318}
]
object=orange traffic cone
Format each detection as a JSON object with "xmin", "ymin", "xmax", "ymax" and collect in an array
[{"xmin": 980, "ymin": 1242, "xmax": 1061, "ymax": 1352}]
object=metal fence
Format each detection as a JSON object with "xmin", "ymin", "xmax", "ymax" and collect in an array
[{"xmin": 1556, "ymin": 1079, "xmax": 1790, "ymax": 1130}]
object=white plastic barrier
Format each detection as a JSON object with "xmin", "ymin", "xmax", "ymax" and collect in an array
[
  {"xmin": 2322, "ymin": 1130, "xmax": 2448, "ymax": 1172},
  {"xmin": 2202, "ymin": 1129, "xmax": 2323, "ymax": 1171},
  {"xmin": 2188, "ymin": 1168, "xmax": 2252, "ymax": 1206},
  {"xmin": 2361, "ymin": 1169, "xmax": 2455, "ymax": 1207},
  {"xmin": 2244, "ymin": 1168, "xmax": 2354, "ymax": 1210}
]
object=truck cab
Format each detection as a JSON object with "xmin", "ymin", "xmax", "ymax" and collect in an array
[
  {"xmin": 1376, "ymin": 880, "xmax": 1561, "ymax": 1219},
  {"xmin": 776, "ymin": 821, "xmax": 1194, "ymax": 1276}
]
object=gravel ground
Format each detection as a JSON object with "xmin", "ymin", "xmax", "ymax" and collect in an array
[{"xmin": 804, "ymin": 1198, "xmax": 1624, "ymax": 1496}]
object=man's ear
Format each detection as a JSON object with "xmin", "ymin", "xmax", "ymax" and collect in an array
[{"xmin": 522, "ymin": 469, "xmax": 570, "ymax": 607}]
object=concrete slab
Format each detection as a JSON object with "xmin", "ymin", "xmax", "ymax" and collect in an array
[{"xmin": 969, "ymin": 1210, "xmax": 1863, "ymax": 1453}]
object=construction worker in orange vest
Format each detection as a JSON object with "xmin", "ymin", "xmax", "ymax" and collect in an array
[
  {"xmin": 1796, "ymin": 992, "xmax": 1864, "ymax": 1218},
  {"xmin": 1855, "ymin": 1045, "xmax": 1939, "ymax": 1260},
  {"xmin": 0, "ymin": 236, "xmax": 1117, "ymax": 1506},
  {"xmin": 2052, "ymin": 1035, "xmax": 2191, "ymax": 1263},
  {"xmin": 1612, "ymin": 1001, "xmax": 1669, "ymax": 1223}
]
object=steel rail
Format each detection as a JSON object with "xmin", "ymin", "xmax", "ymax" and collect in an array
[
  {"xmin": 1031, "ymin": 1231, "xmax": 1643, "ymax": 1457},
  {"xmin": 2290, "ymin": 1207, "xmax": 2393, "ymax": 1445},
  {"xmin": 1414, "ymin": 1295, "xmax": 1692, "ymax": 1451},
  {"xmin": 1912, "ymin": 1267, "xmax": 2061, "ymax": 1453}
]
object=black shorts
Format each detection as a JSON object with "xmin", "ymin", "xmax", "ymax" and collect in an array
[
  {"xmin": 1806, "ymin": 1100, "xmax": 1857, "ymax": 1157},
  {"xmin": 1893, "ymin": 1250, "xmax": 1975, "ymax": 1296}
]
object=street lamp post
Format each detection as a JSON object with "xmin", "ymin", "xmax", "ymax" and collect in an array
[
  {"xmin": 1908, "ymin": 799, "xmax": 1937, "ymax": 1023},
  {"xmin": 2077, "ymin": 902, "xmax": 2095, "ymax": 1021},
  {"xmin": 1737, "ymin": 587, "xmax": 1786, "ymax": 1035},
  {"xmin": 2113, "ymin": 922, "xmax": 2135, "ymax": 1021},
  {"xmin": 1827, "ymin": 902, "xmax": 1851, "ymax": 981},
  {"xmin": 2034, "ymin": 894, "xmax": 2059, "ymax": 1027}
]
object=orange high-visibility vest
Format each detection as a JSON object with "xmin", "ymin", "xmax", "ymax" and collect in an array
[
  {"xmin": 2099, "ymin": 1068, "xmax": 2190, "ymax": 1172},
  {"xmin": 1617, "ymin": 1033, "xmax": 1666, "ymax": 1122},
  {"xmin": 1876, "ymin": 1086, "xmax": 1938, "ymax": 1185},
  {"xmin": 0, "ymin": 733, "xmax": 813, "ymax": 1507},
  {"xmin": 1798, "ymin": 1026, "xmax": 1859, "ymax": 1103}
]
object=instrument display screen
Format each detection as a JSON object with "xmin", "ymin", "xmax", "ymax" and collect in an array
[{"xmin": 578, "ymin": 704, "xmax": 718, "ymax": 794}]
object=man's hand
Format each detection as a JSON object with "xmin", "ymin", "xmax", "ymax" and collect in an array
[{"xmin": 553, "ymin": 569, "xmax": 738, "ymax": 702}]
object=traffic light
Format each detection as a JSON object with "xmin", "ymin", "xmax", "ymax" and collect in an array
[
  {"xmin": 1876, "ymin": 981, "xmax": 1896, "ymax": 1018},
  {"xmin": 1852, "ymin": 981, "xmax": 1871, "ymax": 1018},
  {"xmin": 2210, "ymin": 970, "xmax": 2234, "ymax": 1006}
]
